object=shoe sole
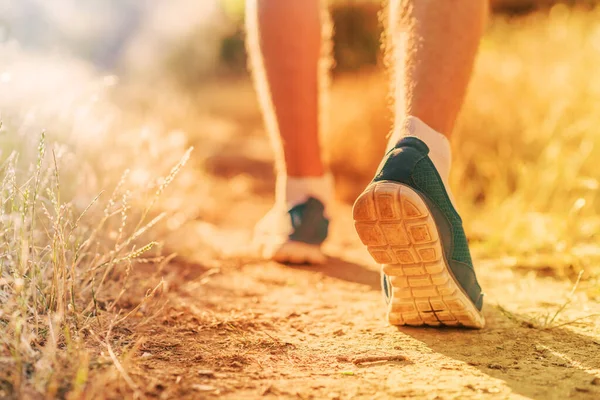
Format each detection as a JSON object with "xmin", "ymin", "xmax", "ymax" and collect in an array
[{"xmin": 353, "ymin": 181, "xmax": 485, "ymax": 329}]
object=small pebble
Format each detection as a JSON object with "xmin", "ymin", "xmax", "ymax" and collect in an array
[
  {"xmin": 534, "ymin": 344, "xmax": 547, "ymax": 353},
  {"xmin": 198, "ymin": 370, "xmax": 215, "ymax": 378},
  {"xmin": 192, "ymin": 384, "xmax": 216, "ymax": 392}
]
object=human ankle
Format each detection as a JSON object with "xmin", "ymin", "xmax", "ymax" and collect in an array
[{"xmin": 277, "ymin": 173, "xmax": 334, "ymax": 211}]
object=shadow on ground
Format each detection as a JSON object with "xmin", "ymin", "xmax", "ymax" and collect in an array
[
  {"xmin": 401, "ymin": 306, "xmax": 600, "ymax": 399},
  {"xmin": 291, "ymin": 256, "xmax": 380, "ymax": 291},
  {"xmin": 288, "ymin": 256, "xmax": 600, "ymax": 399}
]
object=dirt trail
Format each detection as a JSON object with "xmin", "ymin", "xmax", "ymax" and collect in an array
[
  {"xmin": 122, "ymin": 189, "xmax": 600, "ymax": 399},
  {"xmin": 114, "ymin": 127, "xmax": 600, "ymax": 399}
]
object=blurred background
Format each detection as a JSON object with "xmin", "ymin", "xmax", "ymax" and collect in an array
[{"xmin": 3, "ymin": 0, "xmax": 600, "ymax": 280}]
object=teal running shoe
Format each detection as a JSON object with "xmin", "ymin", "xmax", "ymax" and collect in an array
[
  {"xmin": 254, "ymin": 197, "xmax": 329, "ymax": 264},
  {"xmin": 353, "ymin": 137, "xmax": 484, "ymax": 328}
]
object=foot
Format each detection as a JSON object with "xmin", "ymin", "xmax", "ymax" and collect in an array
[
  {"xmin": 353, "ymin": 137, "xmax": 484, "ymax": 328},
  {"xmin": 254, "ymin": 197, "xmax": 329, "ymax": 264}
]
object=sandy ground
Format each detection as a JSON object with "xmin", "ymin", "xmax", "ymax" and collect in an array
[{"xmin": 112, "ymin": 155, "xmax": 600, "ymax": 400}]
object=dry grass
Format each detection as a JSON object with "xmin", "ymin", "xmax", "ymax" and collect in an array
[
  {"xmin": 0, "ymin": 49, "xmax": 192, "ymax": 398},
  {"xmin": 496, "ymin": 271, "xmax": 600, "ymax": 329},
  {"xmin": 457, "ymin": 6, "xmax": 600, "ymax": 277}
]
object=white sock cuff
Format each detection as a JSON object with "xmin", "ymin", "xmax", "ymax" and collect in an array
[
  {"xmin": 404, "ymin": 116, "xmax": 451, "ymax": 159},
  {"xmin": 277, "ymin": 173, "xmax": 334, "ymax": 211},
  {"xmin": 401, "ymin": 116, "xmax": 452, "ymax": 180}
]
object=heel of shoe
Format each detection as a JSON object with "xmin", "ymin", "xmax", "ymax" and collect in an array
[{"xmin": 353, "ymin": 181, "xmax": 485, "ymax": 328}]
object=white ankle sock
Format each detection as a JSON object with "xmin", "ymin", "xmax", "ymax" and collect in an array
[
  {"xmin": 277, "ymin": 173, "xmax": 334, "ymax": 212},
  {"xmin": 398, "ymin": 116, "xmax": 456, "ymax": 208}
]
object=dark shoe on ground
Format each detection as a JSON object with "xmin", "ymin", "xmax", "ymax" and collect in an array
[{"xmin": 353, "ymin": 137, "xmax": 485, "ymax": 328}]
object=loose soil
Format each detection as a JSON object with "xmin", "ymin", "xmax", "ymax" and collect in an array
[{"xmin": 114, "ymin": 173, "xmax": 600, "ymax": 400}]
